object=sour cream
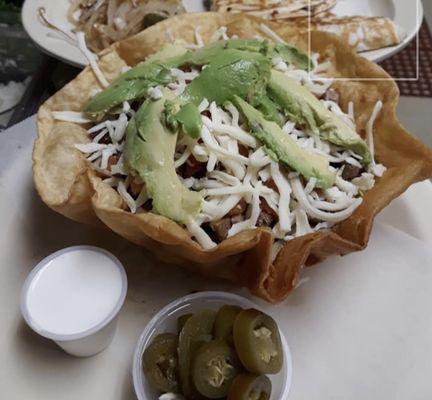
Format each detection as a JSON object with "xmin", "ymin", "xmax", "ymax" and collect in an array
[{"xmin": 21, "ymin": 246, "xmax": 127, "ymax": 356}]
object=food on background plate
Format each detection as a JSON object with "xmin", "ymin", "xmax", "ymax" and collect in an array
[
  {"xmin": 212, "ymin": 0, "xmax": 401, "ymax": 53},
  {"xmin": 212, "ymin": 0, "xmax": 337, "ymax": 20},
  {"xmin": 67, "ymin": 0, "xmax": 186, "ymax": 52},
  {"xmin": 33, "ymin": 13, "xmax": 432, "ymax": 303},
  {"xmin": 143, "ymin": 305, "xmax": 282, "ymax": 399},
  {"xmin": 58, "ymin": 0, "xmax": 400, "ymax": 56},
  {"xmin": 292, "ymin": 15, "xmax": 402, "ymax": 53}
]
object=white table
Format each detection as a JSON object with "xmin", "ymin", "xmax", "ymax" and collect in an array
[{"xmin": 1, "ymin": 117, "xmax": 431, "ymax": 399}]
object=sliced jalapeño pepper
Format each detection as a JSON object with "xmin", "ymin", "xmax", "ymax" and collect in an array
[
  {"xmin": 178, "ymin": 309, "xmax": 216, "ymax": 396},
  {"xmin": 177, "ymin": 313, "xmax": 193, "ymax": 334},
  {"xmin": 228, "ymin": 374, "xmax": 271, "ymax": 400},
  {"xmin": 214, "ymin": 305, "xmax": 243, "ymax": 344},
  {"xmin": 192, "ymin": 340, "xmax": 241, "ymax": 399},
  {"xmin": 233, "ymin": 309, "xmax": 283, "ymax": 374},
  {"xmin": 143, "ymin": 333, "xmax": 179, "ymax": 393}
]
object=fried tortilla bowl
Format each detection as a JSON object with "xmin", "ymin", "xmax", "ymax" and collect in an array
[{"xmin": 34, "ymin": 12, "xmax": 432, "ymax": 303}]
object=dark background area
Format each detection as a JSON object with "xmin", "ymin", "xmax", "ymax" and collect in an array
[{"xmin": 0, "ymin": 0, "xmax": 80, "ymax": 130}]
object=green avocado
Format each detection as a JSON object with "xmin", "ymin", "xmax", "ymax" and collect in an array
[
  {"xmin": 255, "ymin": 93, "xmax": 283, "ymax": 125},
  {"xmin": 85, "ymin": 40, "xmax": 310, "ymax": 115},
  {"xmin": 268, "ymin": 70, "xmax": 371, "ymax": 164},
  {"xmin": 121, "ymin": 43, "xmax": 189, "ymax": 81},
  {"xmin": 124, "ymin": 90, "xmax": 203, "ymax": 224},
  {"xmin": 85, "ymin": 44, "xmax": 188, "ymax": 115},
  {"xmin": 177, "ymin": 39, "xmax": 310, "ymax": 71},
  {"xmin": 234, "ymin": 96, "xmax": 335, "ymax": 189},
  {"xmin": 175, "ymin": 103, "xmax": 202, "ymax": 139},
  {"xmin": 164, "ymin": 48, "xmax": 272, "ymax": 138},
  {"xmin": 181, "ymin": 49, "xmax": 271, "ymax": 106},
  {"xmin": 271, "ymin": 42, "xmax": 311, "ymax": 71}
]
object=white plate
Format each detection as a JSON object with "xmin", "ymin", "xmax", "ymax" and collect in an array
[
  {"xmin": 20, "ymin": 0, "xmax": 206, "ymax": 68},
  {"xmin": 22, "ymin": 0, "xmax": 423, "ymax": 68},
  {"xmin": 332, "ymin": 0, "xmax": 423, "ymax": 63},
  {"xmin": 0, "ymin": 116, "xmax": 432, "ymax": 399}
]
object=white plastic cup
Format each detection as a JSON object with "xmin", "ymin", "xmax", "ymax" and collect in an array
[
  {"xmin": 133, "ymin": 291, "xmax": 292, "ymax": 400},
  {"xmin": 20, "ymin": 246, "xmax": 128, "ymax": 357}
]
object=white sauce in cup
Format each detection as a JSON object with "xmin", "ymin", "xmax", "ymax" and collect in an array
[{"xmin": 21, "ymin": 246, "xmax": 127, "ymax": 356}]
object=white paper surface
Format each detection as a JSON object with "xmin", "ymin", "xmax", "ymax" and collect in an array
[
  {"xmin": 1, "ymin": 117, "xmax": 432, "ymax": 399},
  {"xmin": 274, "ymin": 224, "xmax": 432, "ymax": 400}
]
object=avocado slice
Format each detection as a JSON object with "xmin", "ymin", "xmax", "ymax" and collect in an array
[
  {"xmin": 271, "ymin": 42, "xmax": 311, "ymax": 71},
  {"xmin": 180, "ymin": 49, "xmax": 271, "ymax": 106},
  {"xmin": 163, "ymin": 48, "xmax": 272, "ymax": 139},
  {"xmin": 255, "ymin": 93, "xmax": 283, "ymax": 125},
  {"xmin": 85, "ymin": 44, "xmax": 188, "ymax": 115},
  {"xmin": 124, "ymin": 90, "xmax": 203, "ymax": 224},
  {"xmin": 85, "ymin": 40, "xmax": 311, "ymax": 115},
  {"xmin": 234, "ymin": 96, "xmax": 335, "ymax": 189},
  {"xmin": 179, "ymin": 39, "xmax": 311, "ymax": 71},
  {"xmin": 268, "ymin": 70, "xmax": 371, "ymax": 164},
  {"xmin": 173, "ymin": 103, "xmax": 202, "ymax": 139}
]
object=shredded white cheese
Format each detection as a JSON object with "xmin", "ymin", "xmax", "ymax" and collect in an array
[
  {"xmin": 294, "ymin": 207, "xmax": 313, "ymax": 237},
  {"xmin": 52, "ymin": 111, "xmax": 92, "ymax": 124},
  {"xmin": 76, "ymin": 32, "xmax": 109, "ymax": 88},
  {"xmin": 75, "ymin": 143, "xmax": 107, "ymax": 153},
  {"xmin": 366, "ymin": 100, "xmax": 387, "ymax": 179},
  {"xmin": 187, "ymin": 220, "xmax": 217, "ymax": 249},
  {"xmin": 270, "ymin": 162, "xmax": 292, "ymax": 232},
  {"xmin": 148, "ymin": 86, "xmax": 163, "ymax": 100},
  {"xmin": 259, "ymin": 23, "xmax": 285, "ymax": 44},
  {"xmin": 117, "ymin": 180, "xmax": 137, "ymax": 213},
  {"xmin": 291, "ymin": 177, "xmax": 363, "ymax": 223},
  {"xmin": 228, "ymin": 186, "xmax": 261, "ymax": 237},
  {"xmin": 210, "ymin": 26, "xmax": 229, "ymax": 43}
]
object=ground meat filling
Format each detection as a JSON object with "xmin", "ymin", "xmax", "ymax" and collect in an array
[
  {"xmin": 207, "ymin": 200, "xmax": 247, "ymax": 242},
  {"xmin": 129, "ymin": 180, "xmax": 144, "ymax": 197},
  {"xmin": 209, "ymin": 218, "xmax": 232, "ymax": 242},
  {"xmin": 107, "ymin": 154, "xmax": 120, "ymax": 170},
  {"xmin": 257, "ymin": 211, "xmax": 276, "ymax": 228},
  {"xmin": 265, "ymin": 179, "xmax": 279, "ymax": 193},
  {"xmin": 181, "ymin": 155, "xmax": 207, "ymax": 179},
  {"xmin": 206, "ymin": 197, "xmax": 279, "ymax": 242},
  {"xmin": 238, "ymin": 144, "xmax": 250, "ymax": 157},
  {"xmin": 227, "ymin": 199, "xmax": 248, "ymax": 217},
  {"xmin": 258, "ymin": 198, "xmax": 278, "ymax": 228},
  {"xmin": 342, "ymin": 162, "xmax": 362, "ymax": 180}
]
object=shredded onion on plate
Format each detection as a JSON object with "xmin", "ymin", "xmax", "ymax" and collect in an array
[{"xmin": 68, "ymin": 0, "xmax": 186, "ymax": 52}]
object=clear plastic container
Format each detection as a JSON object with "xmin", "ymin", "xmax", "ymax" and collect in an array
[
  {"xmin": 20, "ymin": 246, "xmax": 128, "ymax": 357},
  {"xmin": 133, "ymin": 291, "xmax": 292, "ymax": 400}
]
